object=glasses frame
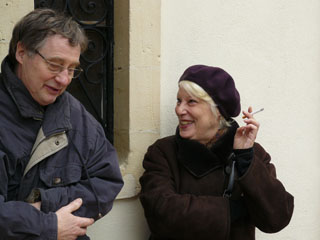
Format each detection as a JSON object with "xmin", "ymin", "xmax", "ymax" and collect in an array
[{"xmin": 35, "ymin": 50, "xmax": 83, "ymax": 79}]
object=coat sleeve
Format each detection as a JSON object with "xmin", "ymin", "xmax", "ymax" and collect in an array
[
  {"xmin": 139, "ymin": 141, "xmax": 230, "ymax": 240},
  {"xmin": 0, "ymin": 150, "xmax": 57, "ymax": 240},
  {"xmin": 38, "ymin": 129, "xmax": 123, "ymax": 221},
  {"xmin": 237, "ymin": 143, "xmax": 294, "ymax": 233}
]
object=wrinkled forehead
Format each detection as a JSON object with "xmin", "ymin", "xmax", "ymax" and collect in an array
[{"xmin": 39, "ymin": 34, "xmax": 81, "ymax": 64}]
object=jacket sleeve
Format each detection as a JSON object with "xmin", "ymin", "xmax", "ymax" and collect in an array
[
  {"xmin": 38, "ymin": 129, "xmax": 123, "ymax": 221},
  {"xmin": 139, "ymin": 141, "xmax": 230, "ymax": 240},
  {"xmin": 237, "ymin": 143, "xmax": 294, "ymax": 233},
  {"xmin": 0, "ymin": 151, "xmax": 57, "ymax": 240}
]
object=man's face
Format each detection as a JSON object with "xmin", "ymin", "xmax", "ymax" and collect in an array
[{"xmin": 15, "ymin": 34, "xmax": 81, "ymax": 106}]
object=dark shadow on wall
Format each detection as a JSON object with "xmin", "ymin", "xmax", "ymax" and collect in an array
[{"xmin": 114, "ymin": 0, "xmax": 129, "ymax": 165}]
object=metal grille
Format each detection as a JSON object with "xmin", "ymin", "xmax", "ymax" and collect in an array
[{"xmin": 34, "ymin": 0, "xmax": 114, "ymax": 143}]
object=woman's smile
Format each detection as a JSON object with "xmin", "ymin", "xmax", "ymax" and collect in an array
[{"xmin": 179, "ymin": 120, "xmax": 194, "ymax": 128}]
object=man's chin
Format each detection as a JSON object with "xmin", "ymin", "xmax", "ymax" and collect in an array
[{"xmin": 38, "ymin": 97, "xmax": 58, "ymax": 106}]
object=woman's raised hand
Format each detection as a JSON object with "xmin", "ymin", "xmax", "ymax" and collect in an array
[{"xmin": 233, "ymin": 106, "xmax": 260, "ymax": 149}]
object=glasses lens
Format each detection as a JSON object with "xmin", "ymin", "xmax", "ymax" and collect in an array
[
  {"xmin": 47, "ymin": 62, "xmax": 62, "ymax": 73},
  {"xmin": 72, "ymin": 68, "xmax": 83, "ymax": 79}
]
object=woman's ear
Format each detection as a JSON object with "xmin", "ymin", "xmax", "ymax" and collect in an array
[
  {"xmin": 15, "ymin": 42, "xmax": 26, "ymax": 64},
  {"xmin": 216, "ymin": 108, "xmax": 222, "ymax": 118}
]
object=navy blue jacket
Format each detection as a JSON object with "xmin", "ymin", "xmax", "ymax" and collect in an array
[{"xmin": 0, "ymin": 56, "xmax": 123, "ymax": 239}]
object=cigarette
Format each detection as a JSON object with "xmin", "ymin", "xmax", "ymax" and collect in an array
[{"xmin": 242, "ymin": 108, "xmax": 264, "ymax": 119}]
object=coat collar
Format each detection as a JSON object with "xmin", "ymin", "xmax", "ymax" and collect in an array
[
  {"xmin": 1, "ymin": 56, "xmax": 72, "ymax": 136},
  {"xmin": 176, "ymin": 121, "xmax": 239, "ymax": 178}
]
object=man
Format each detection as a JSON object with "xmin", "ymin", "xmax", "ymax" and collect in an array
[{"xmin": 0, "ymin": 8, "xmax": 123, "ymax": 239}]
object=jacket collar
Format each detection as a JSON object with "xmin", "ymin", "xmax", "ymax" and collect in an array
[
  {"xmin": 176, "ymin": 121, "xmax": 239, "ymax": 178},
  {"xmin": 1, "ymin": 56, "xmax": 72, "ymax": 136}
]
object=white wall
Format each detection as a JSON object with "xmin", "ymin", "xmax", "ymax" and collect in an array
[
  {"xmin": 87, "ymin": 197, "xmax": 149, "ymax": 239},
  {"xmin": 161, "ymin": 0, "xmax": 320, "ymax": 239}
]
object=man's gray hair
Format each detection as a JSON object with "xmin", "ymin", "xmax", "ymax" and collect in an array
[{"xmin": 9, "ymin": 8, "xmax": 88, "ymax": 65}]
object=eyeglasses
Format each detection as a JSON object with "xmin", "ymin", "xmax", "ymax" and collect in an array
[{"xmin": 36, "ymin": 50, "xmax": 83, "ymax": 79}]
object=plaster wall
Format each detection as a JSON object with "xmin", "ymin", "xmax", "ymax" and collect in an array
[
  {"xmin": 115, "ymin": 0, "xmax": 161, "ymax": 199},
  {"xmin": 0, "ymin": 0, "xmax": 33, "ymax": 57},
  {"xmin": 161, "ymin": 0, "xmax": 320, "ymax": 239}
]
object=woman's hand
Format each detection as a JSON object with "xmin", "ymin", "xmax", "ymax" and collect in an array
[{"xmin": 233, "ymin": 106, "xmax": 260, "ymax": 149}]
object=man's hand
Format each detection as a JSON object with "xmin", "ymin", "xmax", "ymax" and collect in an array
[{"xmin": 56, "ymin": 198, "xmax": 94, "ymax": 240}]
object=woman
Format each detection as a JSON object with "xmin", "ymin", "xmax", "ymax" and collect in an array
[{"xmin": 139, "ymin": 65, "xmax": 294, "ymax": 240}]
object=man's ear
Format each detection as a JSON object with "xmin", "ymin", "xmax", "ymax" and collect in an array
[{"xmin": 15, "ymin": 42, "xmax": 26, "ymax": 64}]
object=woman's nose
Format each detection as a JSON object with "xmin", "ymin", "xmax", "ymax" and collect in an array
[{"xmin": 175, "ymin": 103, "xmax": 186, "ymax": 115}]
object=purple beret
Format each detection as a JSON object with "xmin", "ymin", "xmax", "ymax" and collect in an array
[{"xmin": 179, "ymin": 65, "xmax": 241, "ymax": 119}]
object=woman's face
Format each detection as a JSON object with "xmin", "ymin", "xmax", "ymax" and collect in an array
[{"xmin": 175, "ymin": 87, "xmax": 220, "ymax": 145}]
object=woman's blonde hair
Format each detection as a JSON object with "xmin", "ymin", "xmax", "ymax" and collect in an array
[{"xmin": 179, "ymin": 80, "xmax": 231, "ymax": 129}]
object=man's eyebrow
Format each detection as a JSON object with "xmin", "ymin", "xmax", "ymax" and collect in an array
[{"xmin": 47, "ymin": 56, "xmax": 80, "ymax": 67}]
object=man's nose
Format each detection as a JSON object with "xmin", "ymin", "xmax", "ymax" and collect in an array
[{"xmin": 55, "ymin": 69, "xmax": 71, "ymax": 85}]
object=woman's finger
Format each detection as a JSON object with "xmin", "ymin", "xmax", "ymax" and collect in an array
[{"xmin": 243, "ymin": 118, "xmax": 260, "ymax": 128}]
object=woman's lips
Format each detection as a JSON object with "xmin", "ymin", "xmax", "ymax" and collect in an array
[{"xmin": 179, "ymin": 120, "xmax": 193, "ymax": 129}]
